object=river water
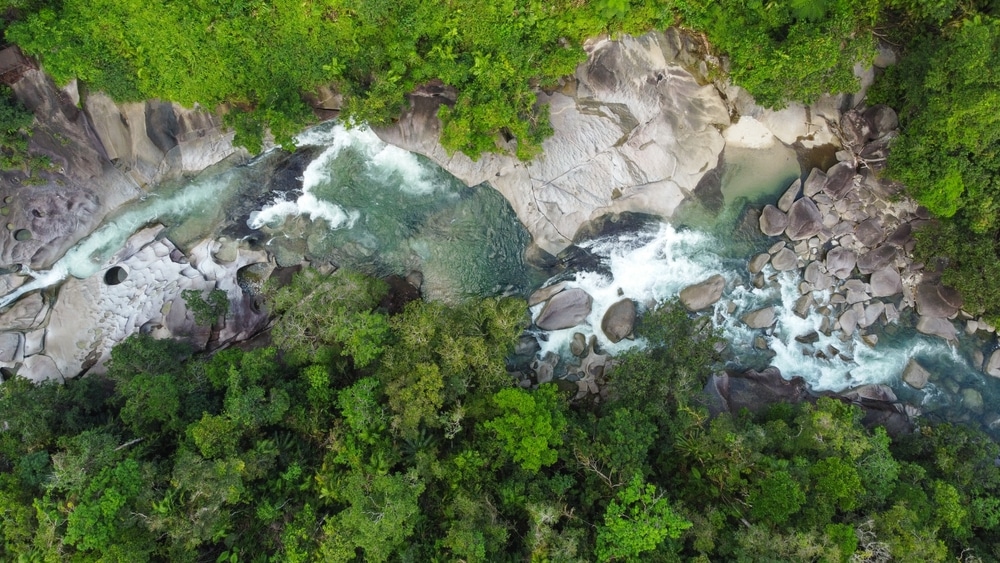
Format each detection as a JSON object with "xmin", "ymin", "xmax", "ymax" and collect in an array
[{"xmin": 2, "ymin": 124, "xmax": 997, "ymax": 435}]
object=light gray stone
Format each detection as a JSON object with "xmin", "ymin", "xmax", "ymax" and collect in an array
[
  {"xmin": 742, "ymin": 307, "xmax": 776, "ymax": 329},
  {"xmin": 902, "ymin": 359, "xmax": 931, "ymax": 389},
  {"xmin": 870, "ymin": 267, "xmax": 902, "ymax": 298},
  {"xmin": 825, "ymin": 247, "xmax": 856, "ymax": 279},
  {"xmin": 679, "ymin": 274, "xmax": 726, "ymax": 312},
  {"xmin": 770, "ymin": 248, "xmax": 798, "ymax": 271},
  {"xmin": 535, "ymin": 288, "xmax": 593, "ymax": 330},
  {"xmin": 985, "ymin": 350, "xmax": 1000, "ymax": 378}
]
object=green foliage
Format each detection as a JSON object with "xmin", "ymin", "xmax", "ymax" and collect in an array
[
  {"xmin": 182, "ymin": 288, "xmax": 229, "ymax": 326},
  {"xmin": 748, "ymin": 469, "xmax": 804, "ymax": 526},
  {"xmin": 595, "ymin": 474, "xmax": 691, "ymax": 562},
  {"xmin": 483, "ymin": 384, "xmax": 567, "ymax": 473},
  {"xmin": 674, "ymin": 0, "xmax": 880, "ymax": 107},
  {"xmin": 268, "ymin": 268, "xmax": 390, "ymax": 367},
  {"xmin": 0, "ymin": 86, "xmax": 39, "ymax": 173}
]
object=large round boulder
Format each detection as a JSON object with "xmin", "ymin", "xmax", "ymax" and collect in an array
[
  {"xmin": 759, "ymin": 205, "xmax": 789, "ymax": 237},
  {"xmin": 785, "ymin": 197, "xmax": 824, "ymax": 241},
  {"xmin": 902, "ymin": 359, "xmax": 931, "ymax": 389},
  {"xmin": 601, "ymin": 298, "xmax": 636, "ymax": 343},
  {"xmin": 915, "ymin": 282, "xmax": 962, "ymax": 319},
  {"xmin": 535, "ymin": 288, "xmax": 593, "ymax": 330},
  {"xmin": 825, "ymin": 247, "xmax": 856, "ymax": 280},
  {"xmin": 679, "ymin": 274, "xmax": 726, "ymax": 312},
  {"xmin": 870, "ymin": 267, "xmax": 902, "ymax": 298},
  {"xmin": 742, "ymin": 307, "xmax": 776, "ymax": 329}
]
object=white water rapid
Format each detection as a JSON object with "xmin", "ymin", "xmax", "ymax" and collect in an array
[{"xmin": 534, "ymin": 222, "xmax": 969, "ymax": 393}]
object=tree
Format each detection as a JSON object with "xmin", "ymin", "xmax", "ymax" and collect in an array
[
  {"xmin": 595, "ymin": 474, "xmax": 691, "ymax": 562},
  {"xmin": 483, "ymin": 384, "xmax": 567, "ymax": 473}
]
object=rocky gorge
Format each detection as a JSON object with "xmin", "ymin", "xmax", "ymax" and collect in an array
[{"xmin": 1, "ymin": 30, "xmax": 999, "ymax": 437}]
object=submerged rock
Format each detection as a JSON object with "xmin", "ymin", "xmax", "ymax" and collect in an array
[
  {"xmin": 985, "ymin": 350, "xmax": 1000, "ymax": 378},
  {"xmin": 535, "ymin": 288, "xmax": 593, "ymax": 330}
]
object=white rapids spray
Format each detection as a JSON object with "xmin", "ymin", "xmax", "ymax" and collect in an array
[
  {"xmin": 248, "ymin": 124, "xmax": 438, "ymax": 230},
  {"xmin": 533, "ymin": 222, "xmax": 969, "ymax": 393}
]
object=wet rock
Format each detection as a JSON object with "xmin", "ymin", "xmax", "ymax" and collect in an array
[
  {"xmin": 795, "ymin": 331, "xmax": 820, "ymax": 344},
  {"xmin": 902, "ymin": 359, "xmax": 931, "ymax": 390},
  {"xmin": 916, "ymin": 316, "xmax": 957, "ymax": 341},
  {"xmin": 570, "ymin": 332, "xmax": 587, "ymax": 357},
  {"xmin": 742, "ymin": 307, "xmax": 775, "ymax": 329},
  {"xmin": 985, "ymin": 350, "xmax": 1000, "ymax": 378},
  {"xmin": 794, "ymin": 293, "xmax": 814, "ymax": 319},
  {"xmin": 531, "ymin": 352, "xmax": 559, "ymax": 385},
  {"xmin": 870, "ymin": 267, "xmax": 902, "ymax": 298},
  {"xmin": 770, "ymin": 247, "xmax": 798, "ymax": 271},
  {"xmin": 528, "ymin": 281, "xmax": 568, "ymax": 307},
  {"xmin": 679, "ymin": 274, "xmax": 725, "ymax": 312},
  {"xmin": 748, "ymin": 253, "xmax": 770, "ymax": 275},
  {"xmin": 843, "ymin": 384, "xmax": 897, "ymax": 403},
  {"xmin": 601, "ymin": 299, "xmax": 636, "ymax": 343},
  {"xmin": 883, "ymin": 303, "xmax": 899, "ymax": 324},
  {"xmin": 915, "ymin": 282, "xmax": 962, "ymax": 318},
  {"xmin": 825, "ymin": 247, "xmax": 856, "ymax": 279},
  {"xmin": 759, "ymin": 205, "xmax": 789, "ymax": 236},
  {"xmin": 777, "ymin": 178, "xmax": 801, "ymax": 212},
  {"xmin": 535, "ymin": 288, "xmax": 593, "ymax": 330},
  {"xmin": 785, "ymin": 197, "xmax": 824, "ymax": 241},
  {"xmin": 754, "ymin": 335, "xmax": 769, "ymax": 350},
  {"xmin": 861, "ymin": 333, "xmax": 879, "ymax": 347},
  {"xmin": 856, "ymin": 245, "xmax": 897, "ymax": 274}
]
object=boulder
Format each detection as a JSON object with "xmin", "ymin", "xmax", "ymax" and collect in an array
[
  {"xmin": 985, "ymin": 350, "xmax": 1000, "ymax": 378},
  {"xmin": 679, "ymin": 274, "xmax": 725, "ymax": 311},
  {"xmin": 570, "ymin": 332, "xmax": 587, "ymax": 357},
  {"xmin": 742, "ymin": 307, "xmax": 776, "ymax": 329},
  {"xmin": 528, "ymin": 281, "xmax": 568, "ymax": 307},
  {"xmin": 862, "ymin": 302, "xmax": 885, "ymax": 328},
  {"xmin": 856, "ymin": 245, "xmax": 897, "ymax": 274},
  {"xmin": 916, "ymin": 316, "xmax": 957, "ymax": 341},
  {"xmin": 535, "ymin": 288, "xmax": 593, "ymax": 330},
  {"xmin": 825, "ymin": 247, "xmax": 856, "ymax": 280},
  {"xmin": 839, "ymin": 308, "xmax": 859, "ymax": 335},
  {"xmin": 822, "ymin": 161, "xmax": 856, "ymax": 201},
  {"xmin": 854, "ymin": 218, "xmax": 885, "ymax": 248},
  {"xmin": 601, "ymin": 299, "xmax": 636, "ymax": 343},
  {"xmin": 748, "ymin": 253, "xmax": 770, "ymax": 275},
  {"xmin": 962, "ymin": 388, "xmax": 984, "ymax": 413},
  {"xmin": 794, "ymin": 293, "xmax": 813, "ymax": 318},
  {"xmin": 870, "ymin": 267, "xmax": 902, "ymax": 298},
  {"xmin": 0, "ymin": 332, "xmax": 20, "ymax": 362},
  {"xmin": 863, "ymin": 105, "xmax": 899, "ymax": 138},
  {"xmin": 802, "ymin": 168, "xmax": 827, "ymax": 197},
  {"xmin": 843, "ymin": 384, "xmax": 897, "ymax": 403},
  {"xmin": 759, "ymin": 205, "xmax": 789, "ymax": 237},
  {"xmin": 777, "ymin": 179, "xmax": 801, "ymax": 212},
  {"xmin": 770, "ymin": 247, "xmax": 798, "ymax": 271},
  {"xmin": 703, "ymin": 367, "xmax": 810, "ymax": 416},
  {"xmin": 902, "ymin": 359, "xmax": 931, "ymax": 389},
  {"xmin": 915, "ymin": 283, "xmax": 962, "ymax": 319},
  {"xmin": 785, "ymin": 197, "xmax": 824, "ymax": 241}
]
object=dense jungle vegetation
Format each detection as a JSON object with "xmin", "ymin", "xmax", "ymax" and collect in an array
[{"xmin": 2, "ymin": 267, "xmax": 1000, "ymax": 561}]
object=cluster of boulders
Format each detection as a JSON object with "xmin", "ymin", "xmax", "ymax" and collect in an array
[
  {"xmin": 0, "ymin": 226, "xmax": 272, "ymax": 382},
  {"xmin": 509, "ymin": 282, "xmax": 638, "ymax": 399}
]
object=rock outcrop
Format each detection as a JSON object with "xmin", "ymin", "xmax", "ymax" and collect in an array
[
  {"xmin": 374, "ymin": 31, "xmax": 745, "ymax": 255},
  {"xmin": 3, "ymin": 69, "xmax": 245, "ymax": 271}
]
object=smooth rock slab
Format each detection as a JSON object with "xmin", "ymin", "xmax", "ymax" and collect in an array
[
  {"xmin": 916, "ymin": 315, "xmax": 957, "ymax": 341},
  {"xmin": 680, "ymin": 274, "xmax": 725, "ymax": 312},
  {"xmin": 823, "ymin": 161, "xmax": 856, "ymax": 200},
  {"xmin": 601, "ymin": 298, "xmax": 636, "ymax": 343},
  {"xmin": 528, "ymin": 281, "xmax": 568, "ymax": 307},
  {"xmin": 777, "ymin": 179, "xmax": 801, "ymax": 212},
  {"xmin": 759, "ymin": 205, "xmax": 789, "ymax": 237},
  {"xmin": 535, "ymin": 288, "xmax": 593, "ymax": 330},
  {"xmin": 854, "ymin": 218, "xmax": 885, "ymax": 247},
  {"xmin": 856, "ymin": 245, "xmax": 897, "ymax": 274},
  {"xmin": 870, "ymin": 267, "xmax": 902, "ymax": 298},
  {"xmin": 915, "ymin": 283, "xmax": 962, "ymax": 319},
  {"xmin": 748, "ymin": 253, "xmax": 770, "ymax": 275}
]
